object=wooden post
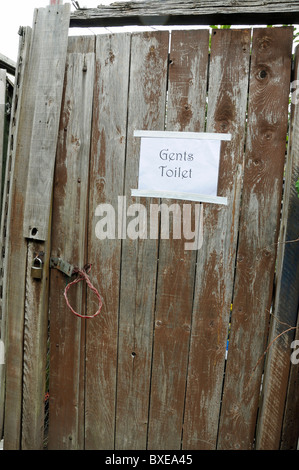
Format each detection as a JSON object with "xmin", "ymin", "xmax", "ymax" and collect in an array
[
  {"xmin": 0, "ymin": 68, "xmax": 6, "ymax": 440},
  {"xmin": 3, "ymin": 3, "xmax": 70, "ymax": 449},
  {"xmin": 23, "ymin": 2, "xmax": 68, "ymax": 241},
  {"xmin": 21, "ymin": 3, "xmax": 70, "ymax": 449},
  {"xmin": 0, "ymin": 69, "xmax": 5, "ymax": 210}
]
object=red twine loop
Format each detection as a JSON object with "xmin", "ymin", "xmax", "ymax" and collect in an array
[{"xmin": 64, "ymin": 263, "xmax": 103, "ymax": 319}]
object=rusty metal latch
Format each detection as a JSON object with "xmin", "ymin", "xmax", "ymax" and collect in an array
[{"xmin": 50, "ymin": 257, "xmax": 74, "ymax": 277}]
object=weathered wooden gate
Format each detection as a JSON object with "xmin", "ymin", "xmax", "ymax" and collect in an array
[{"xmin": 1, "ymin": 4, "xmax": 299, "ymax": 451}]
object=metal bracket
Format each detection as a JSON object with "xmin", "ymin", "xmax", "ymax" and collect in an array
[{"xmin": 50, "ymin": 257, "xmax": 74, "ymax": 277}]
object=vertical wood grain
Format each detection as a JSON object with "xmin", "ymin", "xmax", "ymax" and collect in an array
[
  {"xmin": 0, "ymin": 69, "xmax": 5, "ymax": 211},
  {"xmin": 182, "ymin": 28, "xmax": 251, "ymax": 450},
  {"xmin": 21, "ymin": 237, "xmax": 51, "ymax": 449},
  {"xmin": 147, "ymin": 29, "xmax": 209, "ymax": 450},
  {"xmin": 255, "ymin": 40, "xmax": 299, "ymax": 450},
  {"xmin": 17, "ymin": 6, "xmax": 71, "ymax": 449},
  {"xmin": 5, "ymin": 25, "xmax": 296, "ymax": 450},
  {"xmin": 0, "ymin": 68, "xmax": 6, "ymax": 440},
  {"xmin": 22, "ymin": 4, "xmax": 70, "ymax": 241},
  {"xmin": 217, "ymin": 27, "xmax": 293, "ymax": 450},
  {"xmin": 2, "ymin": 27, "xmax": 33, "ymax": 450},
  {"xmin": 47, "ymin": 36, "xmax": 95, "ymax": 450},
  {"xmin": 115, "ymin": 31, "xmax": 169, "ymax": 450},
  {"xmin": 84, "ymin": 33, "xmax": 131, "ymax": 450},
  {"xmin": 0, "ymin": 31, "xmax": 31, "ymax": 443}
]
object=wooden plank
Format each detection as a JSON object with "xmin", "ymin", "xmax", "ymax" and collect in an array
[
  {"xmin": 115, "ymin": 31, "xmax": 169, "ymax": 450},
  {"xmin": 0, "ymin": 70, "xmax": 14, "ymax": 438},
  {"xmin": 84, "ymin": 32, "xmax": 131, "ymax": 450},
  {"xmin": 2, "ymin": 26, "xmax": 33, "ymax": 450},
  {"xmin": 0, "ymin": 53, "xmax": 16, "ymax": 77},
  {"xmin": 255, "ymin": 44, "xmax": 299, "ymax": 450},
  {"xmin": 70, "ymin": 0, "xmax": 299, "ymax": 27},
  {"xmin": 280, "ymin": 309, "xmax": 299, "ymax": 449},
  {"xmin": 20, "ymin": 6, "xmax": 70, "ymax": 444},
  {"xmin": 146, "ymin": 29, "xmax": 209, "ymax": 450},
  {"xmin": 0, "ymin": 69, "xmax": 5, "ymax": 212},
  {"xmin": 4, "ymin": 5, "xmax": 69, "ymax": 449},
  {"xmin": 0, "ymin": 66, "xmax": 14, "ymax": 441},
  {"xmin": 21, "ymin": 238, "xmax": 51, "ymax": 449},
  {"xmin": 22, "ymin": 3, "xmax": 70, "ymax": 241},
  {"xmin": 17, "ymin": 6, "xmax": 71, "ymax": 450},
  {"xmin": 47, "ymin": 36, "xmax": 95, "ymax": 450},
  {"xmin": 182, "ymin": 28, "xmax": 251, "ymax": 450},
  {"xmin": 217, "ymin": 27, "xmax": 293, "ymax": 450}
]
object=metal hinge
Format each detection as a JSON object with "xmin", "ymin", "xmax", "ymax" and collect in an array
[{"xmin": 50, "ymin": 257, "xmax": 74, "ymax": 277}]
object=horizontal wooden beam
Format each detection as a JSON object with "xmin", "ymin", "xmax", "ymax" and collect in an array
[
  {"xmin": 0, "ymin": 53, "xmax": 16, "ymax": 76},
  {"xmin": 70, "ymin": 0, "xmax": 299, "ymax": 27}
]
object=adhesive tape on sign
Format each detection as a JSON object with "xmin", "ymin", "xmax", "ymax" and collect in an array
[{"xmin": 0, "ymin": 340, "xmax": 4, "ymax": 365}]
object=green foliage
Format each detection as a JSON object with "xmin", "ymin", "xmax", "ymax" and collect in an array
[
  {"xmin": 210, "ymin": 25, "xmax": 231, "ymax": 29},
  {"xmin": 296, "ymin": 179, "xmax": 299, "ymax": 198},
  {"xmin": 290, "ymin": 26, "xmax": 299, "ymax": 43}
]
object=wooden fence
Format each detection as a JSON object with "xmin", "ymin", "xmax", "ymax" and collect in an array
[
  {"xmin": 0, "ymin": 64, "xmax": 13, "ymax": 441},
  {"xmin": 0, "ymin": 4, "xmax": 298, "ymax": 450}
]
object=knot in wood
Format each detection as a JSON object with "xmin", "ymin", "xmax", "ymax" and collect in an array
[{"xmin": 259, "ymin": 69, "xmax": 267, "ymax": 79}]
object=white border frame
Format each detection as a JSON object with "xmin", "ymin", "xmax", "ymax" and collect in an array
[
  {"xmin": 134, "ymin": 130, "xmax": 232, "ymax": 141},
  {"xmin": 131, "ymin": 189, "xmax": 228, "ymax": 205}
]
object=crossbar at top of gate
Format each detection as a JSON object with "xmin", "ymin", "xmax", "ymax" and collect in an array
[{"xmin": 69, "ymin": 0, "xmax": 299, "ymax": 27}]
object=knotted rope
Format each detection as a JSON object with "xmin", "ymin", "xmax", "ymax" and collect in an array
[{"xmin": 64, "ymin": 263, "xmax": 102, "ymax": 319}]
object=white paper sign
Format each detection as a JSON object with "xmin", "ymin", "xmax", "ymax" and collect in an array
[
  {"xmin": 132, "ymin": 131, "xmax": 231, "ymax": 204},
  {"xmin": 139, "ymin": 137, "xmax": 221, "ymax": 196}
]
